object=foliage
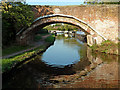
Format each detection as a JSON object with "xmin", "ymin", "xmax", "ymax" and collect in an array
[
  {"xmin": 90, "ymin": 44, "xmax": 98, "ymax": 50},
  {"xmin": 2, "ymin": 51, "xmax": 35, "ymax": 73},
  {"xmin": 35, "ymin": 29, "xmax": 48, "ymax": 34},
  {"xmin": 2, "ymin": 41, "xmax": 53, "ymax": 73},
  {"xmin": 2, "ymin": 45, "xmax": 44, "ymax": 73},
  {"xmin": 86, "ymin": 1, "xmax": 120, "ymax": 4},
  {"xmin": 2, "ymin": 2, "xmax": 34, "ymax": 46},
  {"xmin": 34, "ymin": 28, "xmax": 49, "ymax": 41},
  {"xmin": 100, "ymin": 40, "xmax": 114, "ymax": 46},
  {"xmin": 2, "ymin": 33, "xmax": 55, "ymax": 73},
  {"xmin": 2, "ymin": 19, "xmax": 14, "ymax": 46},
  {"xmin": 90, "ymin": 40, "xmax": 119, "ymax": 55},
  {"xmin": 44, "ymin": 23, "xmax": 79, "ymax": 31},
  {"xmin": 34, "ymin": 35, "xmax": 42, "ymax": 41},
  {"xmin": 2, "ymin": 2, "xmax": 34, "ymax": 30},
  {"xmin": 45, "ymin": 35, "xmax": 55, "ymax": 42}
]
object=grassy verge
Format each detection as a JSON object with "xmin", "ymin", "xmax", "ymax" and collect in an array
[
  {"xmin": 2, "ymin": 45, "xmax": 32, "ymax": 56},
  {"xmin": 3, "ymin": 33, "xmax": 51, "ymax": 56},
  {"xmin": 90, "ymin": 40, "xmax": 119, "ymax": 55},
  {"xmin": 2, "ymin": 35, "xmax": 55, "ymax": 73},
  {"xmin": 2, "ymin": 45, "xmax": 46, "ymax": 73}
]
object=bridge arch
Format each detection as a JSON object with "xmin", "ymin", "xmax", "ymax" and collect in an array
[{"xmin": 16, "ymin": 14, "xmax": 107, "ymax": 46}]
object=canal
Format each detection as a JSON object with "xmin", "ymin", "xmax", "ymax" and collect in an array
[{"xmin": 3, "ymin": 35, "xmax": 119, "ymax": 88}]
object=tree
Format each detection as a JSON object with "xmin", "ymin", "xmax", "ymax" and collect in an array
[
  {"xmin": 64, "ymin": 24, "xmax": 68, "ymax": 31},
  {"xmin": 2, "ymin": 2, "xmax": 34, "ymax": 46}
]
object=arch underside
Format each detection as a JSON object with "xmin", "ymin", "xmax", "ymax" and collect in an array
[
  {"xmin": 34, "ymin": 21, "xmax": 89, "ymax": 35},
  {"xmin": 17, "ymin": 14, "xmax": 106, "ymax": 46},
  {"xmin": 24, "ymin": 16, "xmax": 95, "ymax": 36},
  {"xmin": 17, "ymin": 14, "xmax": 106, "ymax": 41}
]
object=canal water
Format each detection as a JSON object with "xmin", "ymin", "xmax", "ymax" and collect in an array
[
  {"xmin": 3, "ymin": 35, "xmax": 119, "ymax": 88},
  {"xmin": 41, "ymin": 35, "xmax": 87, "ymax": 68}
]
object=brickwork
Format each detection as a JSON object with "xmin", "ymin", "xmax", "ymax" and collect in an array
[
  {"xmin": 16, "ymin": 5, "xmax": 119, "ymax": 46},
  {"xmin": 52, "ymin": 5, "xmax": 119, "ymax": 43}
]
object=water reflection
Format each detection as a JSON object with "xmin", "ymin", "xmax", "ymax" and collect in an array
[
  {"xmin": 2, "ymin": 35, "xmax": 119, "ymax": 89},
  {"xmin": 41, "ymin": 36, "xmax": 87, "ymax": 68}
]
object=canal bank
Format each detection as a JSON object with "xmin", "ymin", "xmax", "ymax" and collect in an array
[
  {"xmin": 50, "ymin": 47, "xmax": 119, "ymax": 88},
  {"xmin": 2, "ymin": 34, "xmax": 55, "ymax": 74},
  {"xmin": 53, "ymin": 54, "xmax": 119, "ymax": 88},
  {"xmin": 2, "ymin": 35, "xmax": 88, "ymax": 88},
  {"xmin": 90, "ymin": 40, "xmax": 119, "ymax": 55},
  {"xmin": 2, "ymin": 35, "xmax": 120, "ymax": 89},
  {"xmin": 75, "ymin": 31, "xmax": 119, "ymax": 56}
]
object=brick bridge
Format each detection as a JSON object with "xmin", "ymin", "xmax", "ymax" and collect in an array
[{"xmin": 16, "ymin": 5, "xmax": 119, "ymax": 46}]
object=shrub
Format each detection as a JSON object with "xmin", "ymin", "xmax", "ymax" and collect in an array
[
  {"xmin": 34, "ymin": 35, "xmax": 42, "ymax": 41},
  {"xmin": 45, "ymin": 35, "xmax": 55, "ymax": 42}
]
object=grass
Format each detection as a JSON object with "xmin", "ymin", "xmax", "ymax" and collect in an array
[
  {"xmin": 45, "ymin": 35, "xmax": 55, "ymax": 42},
  {"xmin": 2, "ymin": 51, "xmax": 36, "ymax": 73},
  {"xmin": 2, "ymin": 43, "xmax": 51, "ymax": 73},
  {"xmin": 90, "ymin": 40, "xmax": 119, "ymax": 55},
  {"xmin": 2, "ymin": 45, "xmax": 32, "ymax": 56},
  {"xmin": 2, "ymin": 34, "xmax": 55, "ymax": 73}
]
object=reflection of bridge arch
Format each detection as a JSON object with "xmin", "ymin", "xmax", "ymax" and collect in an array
[{"xmin": 17, "ymin": 14, "xmax": 107, "ymax": 46}]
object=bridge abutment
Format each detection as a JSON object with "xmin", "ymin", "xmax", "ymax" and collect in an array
[
  {"xmin": 16, "ymin": 33, "xmax": 34, "ymax": 46},
  {"xmin": 87, "ymin": 35, "xmax": 103, "ymax": 46}
]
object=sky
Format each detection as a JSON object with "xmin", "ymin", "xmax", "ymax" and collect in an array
[{"xmin": 26, "ymin": 0, "xmax": 85, "ymax": 6}]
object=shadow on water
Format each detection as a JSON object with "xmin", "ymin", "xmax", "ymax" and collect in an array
[
  {"xmin": 2, "ymin": 36, "xmax": 119, "ymax": 89},
  {"xmin": 2, "ymin": 56, "xmax": 91, "ymax": 89},
  {"xmin": 90, "ymin": 50, "xmax": 118, "ymax": 63},
  {"xmin": 24, "ymin": 55, "xmax": 91, "ymax": 75}
]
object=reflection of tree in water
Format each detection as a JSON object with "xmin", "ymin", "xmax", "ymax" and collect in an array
[
  {"xmin": 55, "ymin": 36, "xmax": 80, "ymax": 48},
  {"xmin": 29, "ymin": 35, "xmax": 89, "ymax": 75},
  {"xmin": 27, "ymin": 54, "xmax": 90, "ymax": 76},
  {"xmin": 55, "ymin": 35, "xmax": 89, "ymax": 71},
  {"xmin": 92, "ymin": 52, "xmax": 118, "ymax": 63},
  {"xmin": 78, "ymin": 44, "xmax": 87, "ymax": 59},
  {"xmin": 26, "ymin": 56, "xmax": 77, "ymax": 75},
  {"xmin": 55, "ymin": 35, "xmax": 64, "ymax": 40},
  {"xmin": 62, "ymin": 36, "xmax": 87, "ymax": 59},
  {"xmin": 72, "ymin": 44, "xmax": 90, "ymax": 71},
  {"xmin": 72, "ymin": 58, "xmax": 91, "ymax": 71},
  {"xmin": 63, "ymin": 37, "xmax": 84, "ymax": 47}
]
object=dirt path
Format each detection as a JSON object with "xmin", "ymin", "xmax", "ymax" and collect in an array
[
  {"xmin": 2, "ymin": 34, "xmax": 51, "ymax": 59},
  {"xmin": 42, "ymin": 34, "xmax": 51, "ymax": 39}
]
